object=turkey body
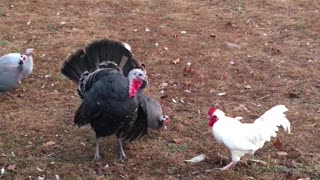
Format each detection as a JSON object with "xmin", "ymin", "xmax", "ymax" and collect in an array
[
  {"xmin": 75, "ymin": 68, "xmax": 147, "ymax": 141},
  {"xmin": 61, "ymin": 39, "xmax": 168, "ymax": 161}
]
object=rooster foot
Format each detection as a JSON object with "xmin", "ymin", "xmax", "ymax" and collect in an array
[{"xmin": 216, "ymin": 161, "xmax": 237, "ymax": 171}]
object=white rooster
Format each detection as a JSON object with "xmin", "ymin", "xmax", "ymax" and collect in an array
[{"xmin": 208, "ymin": 105, "xmax": 291, "ymax": 170}]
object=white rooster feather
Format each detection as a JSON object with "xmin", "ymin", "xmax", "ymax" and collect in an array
[{"xmin": 208, "ymin": 105, "xmax": 291, "ymax": 170}]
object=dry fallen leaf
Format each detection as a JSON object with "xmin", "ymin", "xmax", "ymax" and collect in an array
[
  {"xmin": 1, "ymin": 166, "xmax": 5, "ymax": 174},
  {"xmin": 217, "ymin": 92, "xmax": 227, "ymax": 96},
  {"xmin": 210, "ymin": 33, "xmax": 216, "ymax": 38},
  {"xmin": 184, "ymin": 154, "xmax": 206, "ymax": 163},
  {"xmin": 225, "ymin": 42, "xmax": 241, "ymax": 49},
  {"xmin": 233, "ymin": 104, "xmax": 250, "ymax": 113},
  {"xmin": 183, "ymin": 62, "xmax": 192, "ymax": 73},
  {"xmin": 36, "ymin": 167, "xmax": 44, "ymax": 172},
  {"xmin": 244, "ymin": 84, "xmax": 252, "ymax": 89},
  {"xmin": 55, "ymin": 174, "xmax": 61, "ymax": 180},
  {"xmin": 7, "ymin": 164, "xmax": 16, "ymax": 171},
  {"xmin": 276, "ymin": 151, "xmax": 288, "ymax": 156},
  {"xmin": 43, "ymin": 140, "xmax": 56, "ymax": 147},
  {"xmin": 172, "ymin": 138, "xmax": 183, "ymax": 144},
  {"xmin": 273, "ymin": 137, "xmax": 283, "ymax": 150},
  {"xmin": 172, "ymin": 58, "xmax": 180, "ymax": 64}
]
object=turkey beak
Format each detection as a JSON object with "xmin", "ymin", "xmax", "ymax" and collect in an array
[{"xmin": 138, "ymin": 73, "xmax": 145, "ymax": 81}]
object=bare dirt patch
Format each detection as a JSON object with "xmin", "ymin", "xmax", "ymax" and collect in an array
[{"xmin": 0, "ymin": 0, "xmax": 319, "ymax": 179}]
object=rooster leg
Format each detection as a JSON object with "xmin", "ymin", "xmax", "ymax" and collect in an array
[
  {"xmin": 219, "ymin": 161, "xmax": 237, "ymax": 171},
  {"xmin": 118, "ymin": 138, "xmax": 127, "ymax": 161},
  {"xmin": 18, "ymin": 81, "xmax": 26, "ymax": 92},
  {"xmin": 93, "ymin": 138, "xmax": 102, "ymax": 161}
]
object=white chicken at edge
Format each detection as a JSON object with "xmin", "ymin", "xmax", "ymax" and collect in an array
[{"xmin": 208, "ymin": 105, "xmax": 291, "ymax": 170}]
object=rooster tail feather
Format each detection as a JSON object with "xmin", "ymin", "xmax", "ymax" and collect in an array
[{"xmin": 255, "ymin": 105, "xmax": 291, "ymax": 134}]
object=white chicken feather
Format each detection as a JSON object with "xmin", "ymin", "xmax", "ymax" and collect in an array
[{"xmin": 208, "ymin": 105, "xmax": 291, "ymax": 170}]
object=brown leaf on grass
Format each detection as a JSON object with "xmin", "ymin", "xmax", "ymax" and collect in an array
[
  {"xmin": 43, "ymin": 140, "xmax": 56, "ymax": 147},
  {"xmin": 233, "ymin": 104, "xmax": 250, "ymax": 113},
  {"xmin": 172, "ymin": 58, "xmax": 180, "ymax": 64},
  {"xmin": 277, "ymin": 151, "xmax": 288, "ymax": 156},
  {"xmin": 271, "ymin": 47, "xmax": 281, "ymax": 55},
  {"xmin": 225, "ymin": 42, "xmax": 241, "ymax": 49},
  {"xmin": 273, "ymin": 137, "xmax": 283, "ymax": 150},
  {"xmin": 7, "ymin": 164, "xmax": 16, "ymax": 171},
  {"xmin": 288, "ymin": 92, "xmax": 300, "ymax": 99},
  {"xmin": 172, "ymin": 138, "xmax": 183, "ymax": 144},
  {"xmin": 210, "ymin": 33, "xmax": 216, "ymax": 38},
  {"xmin": 183, "ymin": 62, "xmax": 192, "ymax": 72}
]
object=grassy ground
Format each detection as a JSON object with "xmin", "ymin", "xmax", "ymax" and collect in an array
[{"xmin": 0, "ymin": 0, "xmax": 319, "ymax": 179}]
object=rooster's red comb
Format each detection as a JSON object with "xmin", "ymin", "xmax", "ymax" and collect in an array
[{"xmin": 208, "ymin": 107, "xmax": 217, "ymax": 116}]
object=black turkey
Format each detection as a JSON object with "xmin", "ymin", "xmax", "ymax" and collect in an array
[{"xmin": 61, "ymin": 39, "xmax": 169, "ymax": 161}]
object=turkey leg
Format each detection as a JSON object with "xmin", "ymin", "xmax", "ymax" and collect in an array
[
  {"xmin": 93, "ymin": 138, "xmax": 102, "ymax": 161},
  {"xmin": 118, "ymin": 138, "xmax": 127, "ymax": 161}
]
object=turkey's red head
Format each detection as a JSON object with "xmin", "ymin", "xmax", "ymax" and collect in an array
[
  {"xmin": 128, "ymin": 69, "xmax": 147, "ymax": 98},
  {"xmin": 208, "ymin": 107, "xmax": 218, "ymax": 127}
]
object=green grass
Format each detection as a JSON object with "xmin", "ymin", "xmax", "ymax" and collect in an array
[
  {"xmin": 0, "ymin": 39, "xmax": 9, "ymax": 47},
  {"xmin": 47, "ymin": 24, "xmax": 57, "ymax": 33},
  {"xmin": 293, "ymin": 23, "xmax": 306, "ymax": 31},
  {"xmin": 228, "ymin": 0, "xmax": 246, "ymax": 12},
  {"xmin": 0, "ymin": 7, "xmax": 5, "ymax": 17},
  {"xmin": 167, "ymin": 144, "xmax": 189, "ymax": 153}
]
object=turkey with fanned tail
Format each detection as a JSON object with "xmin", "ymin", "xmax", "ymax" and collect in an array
[{"xmin": 61, "ymin": 39, "xmax": 169, "ymax": 161}]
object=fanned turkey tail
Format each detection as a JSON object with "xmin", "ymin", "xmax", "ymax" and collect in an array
[{"xmin": 61, "ymin": 39, "xmax": 144, "ymax": 84}]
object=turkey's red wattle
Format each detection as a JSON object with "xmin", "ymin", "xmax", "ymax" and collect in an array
[{"xmin": 129, "ymin": 78, "xmax": 143, "ymax": 98}]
